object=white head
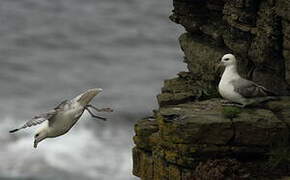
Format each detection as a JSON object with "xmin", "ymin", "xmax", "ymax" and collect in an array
[
  {"xmin": 220, "ymin": 54, "xmax": 237, "ymax": 67},
  {"xmin": 74, "ymin": 88, "xmax": 103, "ymax": 106},
  {"xmin": 34, "ymin": 128, "xmax": 48, "ymax": 148}
]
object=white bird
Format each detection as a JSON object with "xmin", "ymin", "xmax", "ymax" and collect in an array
[
  {"xmin": 218, "ymin": 54, "xmax": 277, "ymax": 108},
  {"xmin": 9, "ymin": 88, "xmax": 113, "ymax": 148}
]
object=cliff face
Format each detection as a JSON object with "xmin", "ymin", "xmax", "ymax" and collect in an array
[{"xmin": 133, "ymin": 0, "xmax": 290, "ymax": 179}]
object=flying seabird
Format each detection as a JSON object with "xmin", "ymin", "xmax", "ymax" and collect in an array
[
  {"xmin": 218, "ymin": 54, "xmax": 277, "ymax": 108},
  {"xmin": 9, "ymin": 88, "xmax": 113, "ymax": 148}
]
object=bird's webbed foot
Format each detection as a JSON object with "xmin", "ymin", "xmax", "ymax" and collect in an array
[
  {"xmin": 85, "ymin": 104, "xmax": 113, "ymax": 112},
  {"xmin": 85, "ymin": 106, "xmax": 107, "ymax": 121}
]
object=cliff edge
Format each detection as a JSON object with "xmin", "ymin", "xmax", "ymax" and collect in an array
[{"xmin": 133, "ymin": 0, "xmax": 290, "ymax": 179}]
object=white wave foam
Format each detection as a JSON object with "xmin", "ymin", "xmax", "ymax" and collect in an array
[{"xmin": 0, "ymin": 115, "xmax": 134, "ymax": 180}]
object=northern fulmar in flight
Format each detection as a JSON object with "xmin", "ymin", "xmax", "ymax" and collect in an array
[
  {"xmin": 9, "ymin": 88, "xmax": 113, "ymax": 148},
  {"xmin": 218, "ymin": 54, "xmax": 277, "ymax": 108}
]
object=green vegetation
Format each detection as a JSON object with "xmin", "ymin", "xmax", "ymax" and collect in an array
[{"xmin": 222, "ymin": 106, "xmax": 242, "ymax": 119}]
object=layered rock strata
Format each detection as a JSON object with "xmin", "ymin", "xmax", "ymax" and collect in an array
[
  {"xmin": 133, "ymin": 98, "xmax": 290, "ymax": 179},
  {"xmin": 133, "ymin": 0, "xmax": 290, "ymax": 179}
]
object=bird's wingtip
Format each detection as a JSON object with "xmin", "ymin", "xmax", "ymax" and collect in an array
[{"xmin": 9, "ymin": 129, "xmax": 19, "ymax": 133}]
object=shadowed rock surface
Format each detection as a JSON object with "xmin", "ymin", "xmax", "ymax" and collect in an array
[
  {"xmin": 133, "ymin": 0, "xmax": 290, "ymax": 179},
  {"xmin": 133, "ymin": 98, "xmax": 290, "ymax": 179}
]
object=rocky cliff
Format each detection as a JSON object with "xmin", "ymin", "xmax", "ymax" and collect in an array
[{"xmin": 133, "ymin": 0, "xmax": 290, "ymax": 179}]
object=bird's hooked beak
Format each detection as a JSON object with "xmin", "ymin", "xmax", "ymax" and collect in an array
[
  {"xmin": 34, "ymin": 131, "xmax": 47, "ymax": 148},
  {"xmin": 75, "ymin": 88, "xmax": 103, "ymax": 106},
  {"xmin": 217, "ymin": 60, "xmax": 225, "ymax": 67},
  {"xmin": 34, "ymin": 137, "xmax": 42, "ymax": 148},
  {"xmin": 34, "ymin": 140, "xmax": 38, "ymax": 148}
]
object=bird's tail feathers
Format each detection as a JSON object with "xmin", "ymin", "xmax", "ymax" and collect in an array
[{"xmin": 260, "ymin": 85, "xmax": 278, "ymax": 96}]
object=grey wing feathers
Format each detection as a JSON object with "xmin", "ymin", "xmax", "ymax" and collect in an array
[
  {"xmin": 9, "ymin": 110, "xmax": 57, "ymax": 133},
  {"xmin": 55, "ymin": 100, "xmax": 68, "ymax": 110},
  {"xmin": 21, "ymin": 117, "xmax": 47, "ymax": 129},
  {"xmin": 231, "ymin": 78, "xmax": 275, "ymax": 98}
]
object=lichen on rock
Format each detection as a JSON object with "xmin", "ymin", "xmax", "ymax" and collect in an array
[
  {"xmin": 133, "ymin": 0, "xmax": 290, "ymax": 179},
  {"xmin": 133, "ymin": 98, "xmax": 290, "ymax": 179}
]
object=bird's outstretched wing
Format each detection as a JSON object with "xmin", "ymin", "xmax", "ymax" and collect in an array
[
  {"xmin": 9, "ymin": 110, "xmax": 57, "ymax": 133},
  {"xmin": 231, "ymin": 78, "xmax": 276, "ymax": 98},
  {"xmin": 54, "ymin": 100, "xmax": 68, "ymax": 110}
]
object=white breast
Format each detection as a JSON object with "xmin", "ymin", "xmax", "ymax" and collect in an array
[
  {"xmin": 48, "ymin": 102, "xmax": 84, "ymax": 137},
  {"xmin": 218, "ymin": 67, "xmax": 244, "ymax": 104}
]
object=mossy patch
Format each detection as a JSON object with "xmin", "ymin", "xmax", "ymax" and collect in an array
[{"xmin": 222, "ymin": 106, "xmax": 242, "ymax": 119}]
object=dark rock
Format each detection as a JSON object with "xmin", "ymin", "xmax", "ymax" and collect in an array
[
  {"xmin": 133, "ymin": 118, "xmax": 159, "ymax": 151},
  {"xmin": 133, "ymin": 99, "xmax": 290, "ymax": 179},
  {"xmin": 133, "ymin": 0, "xmax": 290, "ymax": 179},
  {"xmin": 276, "ymin": 0, "xmax": 290, "ymax": 21},
  {"xmin": 178, "ymin": 33, "xmax": 226, "ymax": 97},
  {"xmin": 194, "ymin": 159, "xmax": 244, "ymax": 180},
  {"xmin": 157, "ymin": 72, "xmax": 201, "ymax": 107}
]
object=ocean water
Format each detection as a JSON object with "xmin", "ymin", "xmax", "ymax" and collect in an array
[{"xmin": 0, "ymin": 0, "xmax": 185, "ymax": 179}]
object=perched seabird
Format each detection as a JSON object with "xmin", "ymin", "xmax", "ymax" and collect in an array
[
  {"xmin": 9, "ymin": 88, "xmax": 113, "ymax": 148},
  {"xmin": 218, "ymin": 54, "xmax": 277, "ymax": 107}
]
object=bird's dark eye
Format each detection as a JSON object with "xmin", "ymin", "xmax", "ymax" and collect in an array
[
  {"xmin": 35, "ymin": 134, "xmax": 39, "ymax": 138},
  {"xmin": 224, "ymin": 58, "xmax": 229, "ymax": 61}
]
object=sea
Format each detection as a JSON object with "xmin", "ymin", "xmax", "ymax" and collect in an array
[{"xmin": 0, "ymin": 0, "xmax": 185, "ymax": 179}]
